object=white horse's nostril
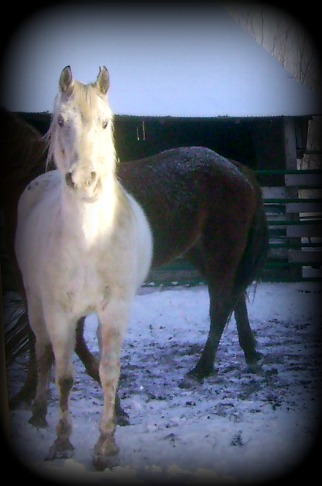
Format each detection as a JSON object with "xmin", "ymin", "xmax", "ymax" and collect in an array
[
  {"xmin": 65, "ymin": 170, "xmax": 97, "ymax": 189},
  {"xmin": 65, "ymin": 172, "xmax": 75, "ymax": 188},
  {"xmin": 84, "ymin": 171, "xmax": 97, "ymax": 187}
]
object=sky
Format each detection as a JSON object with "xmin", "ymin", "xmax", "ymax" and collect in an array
[
  {"xmin": 5, "ymin": 281, "xmax": 321, "ymax": 484},
  {"xmin": 2, "ymin": 3, "xmax": 319, "ymax": 117}
]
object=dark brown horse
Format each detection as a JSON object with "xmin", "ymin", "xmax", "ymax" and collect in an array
[{"xmin": 1, "ymin": 109, "xmax": 268, "ymax": 422}]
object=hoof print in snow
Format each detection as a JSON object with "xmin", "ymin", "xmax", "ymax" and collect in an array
[{"xmin": 230, "ymin": 431, "xmax": 244, "ymax": 447}]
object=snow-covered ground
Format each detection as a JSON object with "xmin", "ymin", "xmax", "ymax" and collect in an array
[{"xmin": 6, "ymin": 281, "xmax": 321, "ymax": 484}]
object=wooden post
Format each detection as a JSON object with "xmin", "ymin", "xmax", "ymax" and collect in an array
[
  {"xmin": 283, "ymin": 117, "xmax": 302, "ymax": 280},
  {"xmin": 0, "ymin": 259, "xmax": 10, "ymax": 441}
]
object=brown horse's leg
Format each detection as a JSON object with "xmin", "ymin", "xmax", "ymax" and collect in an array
[
  {"xmin": 75, "ymin": 317, "xmax": 129, "ymax": 425},
  {"xmin": 184, "ymin": 246, "xmax": 232, "ymax": 379},
  {"xmin": 234, "ymin": 294, "xmax": 263, "ymax": 372},
  {"xmin": 184, "ymin": 247, "xmax": 224, "ymax": 378},
  {"xmin": 187, "ymin": 281, "xmax": 234, "ymax": 380},
  {"xmin": 75, "ymin": 317, "xmax": 100, "ymax": 383},
  {"xmin": 29, "ymin": 340, "xmax": 54, "ymax": 428},
  {"xmin": 9, "ymin": 327, "xmax": 37, "ymax": 409},
  {"xmin": 186, "ymin": 227, "xmax": 256, "ymax": 380}
]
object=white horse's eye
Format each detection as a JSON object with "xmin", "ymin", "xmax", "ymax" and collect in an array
[
  {"xmin": 57, "ymin": 115, "xmax": 64, "ymax": 127},
  {"xmin": 102, "ymin": 120, "xmax": 108, "ymax": 129}
]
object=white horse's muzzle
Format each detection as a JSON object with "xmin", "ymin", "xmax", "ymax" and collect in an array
[{"xmin": 65, "ymin": 169, "xmax": 100, "ymax": 201}]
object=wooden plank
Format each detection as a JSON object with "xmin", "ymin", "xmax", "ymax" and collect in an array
[
  {"xmin": 288, "ymin": 250, "xmax": 322, "ymax": 263},
  {"xmin": 256, "ymin": 169, "xmax": 322, "ymax": 175},
  {"xmin": 286, "ymin": 202, "xmax": 322, "ymax": 213},
  {"xmin": 286, "ymin": 224, "xmax": 322, "ymax": 237},
  {"xmin": 261, "ymin": 186, "xmax": 287, "ymax": 199},
  {"xmin": 284, "ymin": 118, "xmax": 298, "ymax": 171},
  {"xmin": 0, "ymin": 260, "xmax": 10, "ymax": 439},
  {"xmin": 268, "ymin": 220, "xmax": 320, "ymax": 226},
  {"xmin": 285, "ymin": 173, "xmax": 322, "ymax": 186},
  {"xmin": 302, "ymin": 267, "xmax": 322, "ymax": 280}
]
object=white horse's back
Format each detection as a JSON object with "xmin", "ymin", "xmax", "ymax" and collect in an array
[{"xmin": 14, "ymin": 66, "xmax": 153, "ymax": 470}]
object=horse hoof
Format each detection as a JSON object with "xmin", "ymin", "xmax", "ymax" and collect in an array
[
  {"xmin": 46, "ymin": 439, "xmax": 74, "ymax": 461},
  {"xmin": 92, "ymin": 452, "xmax": 119, "ymax": 471},
  {"xmin": 179, "ymin": 373, "xmax": 203, "ymax": 389},
  {"xmin": 28, "ymin": 414, "xmax": 48, "ymax": 428},
  {"xmin": 187, "ymin": 364, "xmax": 214, "ymax": 380},
  {"xmin": 115, "ymin": 404, "xmax": 130, "ymax": 426},
  {"xmin": 116, "ymin": 411, "xmax": 130, "ymax": 426},
  {"xmin": 246, "ymin": 356, "xmax": 264, "ymax": 374},
  {"xmin": 93, "ymin": 434, "xmax": 119, "ymax": 470}
]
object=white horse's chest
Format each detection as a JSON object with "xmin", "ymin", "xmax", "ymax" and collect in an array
[
  {"xmin": 16, "ymin": 171, "xmax": 152, "ymax": 319},
  {"xmin": 49, "ymin": 213, "xmax": 130, "ymax": 314},
  {"xmin": 58, "ymin": 261, "xmax": 109, "ymax": 315}
]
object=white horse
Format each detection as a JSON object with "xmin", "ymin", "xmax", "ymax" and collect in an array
[{"xmin": 14, "ymin": 66, "xmax": 153, "ymax": 470}]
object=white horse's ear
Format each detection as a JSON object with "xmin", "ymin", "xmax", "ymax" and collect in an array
[
  {"xmin": 96, "ymin": 66, "xmax": 109, "ymax": 95},
  {"xmin": 59, "ymin": 66, "xmax": 74, "ymax": 94}
]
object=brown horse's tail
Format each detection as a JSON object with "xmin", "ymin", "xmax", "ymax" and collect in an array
[{"xmin": 234, "ymin": 165, "xmax": 269, "ymax": 294}]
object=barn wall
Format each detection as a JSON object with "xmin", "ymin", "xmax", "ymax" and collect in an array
[
  {"xmin": 115, "ymin": 118, "xmax": 257, "ymax": 166},
  {"xmin": 17, "ymin": 112, "xmax": 308, "ymax": 175}
]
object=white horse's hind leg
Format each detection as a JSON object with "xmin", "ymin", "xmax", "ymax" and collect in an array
[
  {"xmin": 93, "ymin": 299, "xmax": 129, "ymax": 470},
  {"xmin": 46, "ymin": 317, "xmax": 76, "ymax": 460}
]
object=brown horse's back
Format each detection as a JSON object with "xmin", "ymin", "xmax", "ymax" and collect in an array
[
  {"xmin": 0, "ymin": 110, "xmax": 47, "ymax": 228},
  {"xmin": 0, "ymin": 109, "xmax": 48, "ymax": 296},
  {"xmin": 118, "ymin": 146, "xmax": 269, "ymax": 293}
]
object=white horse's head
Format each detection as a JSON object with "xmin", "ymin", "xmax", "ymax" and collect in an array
[{"xmin": 48, "ymin": 66, "xmax": 115, "ymax": 201}]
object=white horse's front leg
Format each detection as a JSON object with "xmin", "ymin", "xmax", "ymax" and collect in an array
[
  {"xmin": 46, "ymin": 315, "xmax": 76, "ymax": 460},
  {"xmin": 93, "ymin": 299, "xmax": 129, "ymax": 471}
]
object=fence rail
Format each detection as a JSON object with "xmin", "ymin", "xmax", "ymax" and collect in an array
[{"xmin": 258, "ymin": 168, "xmax": 321, "ymax": 282}]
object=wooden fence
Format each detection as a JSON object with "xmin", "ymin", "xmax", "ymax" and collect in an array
[{"xmin": 257, "ymin": 168, "xmax": 321, "ymax": 282}]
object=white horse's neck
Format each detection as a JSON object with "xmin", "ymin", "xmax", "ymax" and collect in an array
[
  {"xmin": 46, "ymin": 68, "xmax": 129, "ymax": 250},
  {"xmin": 60, "ymin": 174, "xmax": 123, "ymax": 248}
]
